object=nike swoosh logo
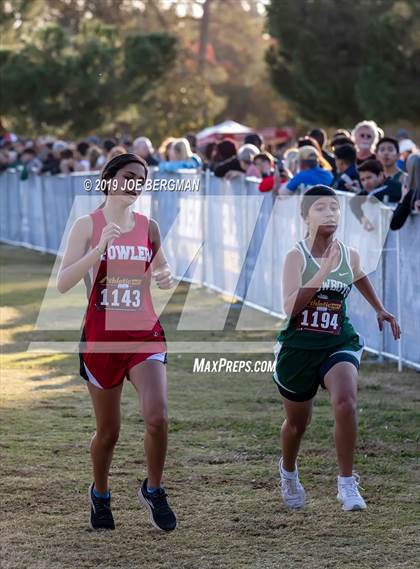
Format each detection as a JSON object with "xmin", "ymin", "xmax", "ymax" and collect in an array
[{"xmin": 338, "ymin": 272, "xmax": 349, "ymax": 276}]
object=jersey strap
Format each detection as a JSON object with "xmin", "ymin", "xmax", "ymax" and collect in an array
[{"xmin": 298, "ymin": 239, "xmax": 353, "ymax": 285}]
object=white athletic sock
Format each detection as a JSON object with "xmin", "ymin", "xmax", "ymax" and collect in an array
[
  {"xmin": 338, "ymin": 475, "xmax": 354, "ymax": 483},
  {"xmin": 281, "ymin": 464, "xmax": 298, "ymax": 479}
]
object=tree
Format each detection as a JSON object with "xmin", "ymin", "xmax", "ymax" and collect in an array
[
  {"xmin": 127, "ymin": 55, "xmax": 225, "ymax": 143},
  {"xmin": 0, "ymin": 20, "xmax": 177, "ymax": 136},
  {"xmin": 201, "ymin": 0, "xmax": 291, "ymax": 127},
  {"xmin": 0, "ymin": 0, "xmax": 292, "ymax": 137},
  {"xmin": 265, "ymin": 0, "xmax": 420, "ymax": 125}
]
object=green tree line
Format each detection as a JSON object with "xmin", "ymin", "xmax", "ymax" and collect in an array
[
  {"xmin": 1, "ymin": 0, "xmax": 419, "ymax": 139},
  {"xmin": 265, "ymin": 0, "xmax": 420, "ymax": 125},
  {"xmin": 0, "ymin": 19, "xmax": 177, "ymax": 136}
]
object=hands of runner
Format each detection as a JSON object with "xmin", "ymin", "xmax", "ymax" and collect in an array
[
  {"xmin": 319, "ymin": 240, "xmax": 341, "ymax": 277},
  {"xmin": 153, "ymin": 266, "xmax": 174, "ymax": 289},
  {"xmin": 97, "ymin": 223, "xmax": 121, "ymax": 253},
  {"xmin": 376, "ymin": 308, "xmax": 401, "ymax": 340}
]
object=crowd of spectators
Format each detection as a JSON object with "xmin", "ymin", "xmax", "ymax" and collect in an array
[{"xmin": 0, "ymin": 120, "xmax": 419, "ymax": 229}]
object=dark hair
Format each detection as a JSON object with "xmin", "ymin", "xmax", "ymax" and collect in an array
[
  {"xmin": 185, "ymin": 133, "xmax": 197, "ymax": 152},
  {"xmin": 332, "ymin": 129, "xmax": 352, "ymax": 140},
  {"xmin": 101, "ymin": 153, "xmax": 148, "ymax": 195},
  {"xmin": 103, "ymin": 138, "xmax": 116, "ymax": 153},
  {"xmin": 334, "ymin": 144, "xmax": 357, "ymax": 165},
  {"xmin": 204, "ymin": 142, "xmax": 217, "ymax": 161},
  {"xmin": 253, "ymin": 152, "xmax": 273, "ymax": 164},
  {"xmin": 77, "ymin": 141, "xmax": 90, "ymax": 157},
  {"xmin": 297, "ymin": 136, "xmax": 320, "ymax": 151},
  {"xmin": 215, "ymin": 140, "xmax": 237, "ymax": 162},
  {"xmin": 244, "ymin": 133, "xmax": 263, "ymax": 149},
  {"xmin": 301, "ymin": 186, "xmax": 339, "ymax": 219},
  {"xmin": 376, "ymin": 136, "xmax": 399, "ymax": 154},
  {"xmin": 357, "ymin": 159, "xmax": 383, "ymax": 176},
  {"xmin": 22, "ymin": 147, "xmax": 36, "ymax": 156},
  {"xmin": 60, "ymin": 148, "xmax": 73, "ymax": 159},
  {"xmin": 332, "ymin": 136, "xmax": 354, "ymax": 149},
  {"xmin": 308, "ymin": 128, "xmax": 327, "ymax": 148}
]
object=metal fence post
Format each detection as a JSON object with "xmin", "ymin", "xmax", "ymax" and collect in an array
[
  {"xmin": 378, "ymin": 207, "xmax": 385, "ymax": 363},
  {"xmin": 202, "ymin": 168, "xmax": 210, "ymax": 287},
  {"xmin": 396, "ymin": 228, "xmax": 403, "ymax": 372}
]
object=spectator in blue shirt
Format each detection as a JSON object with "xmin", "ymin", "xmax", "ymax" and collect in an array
[
  {"xmin": 280, "ymin": 146, "xmax": 333, "ymax": 194},
  {"xmin": 158, "ymin": 138, "xmax": 202, "ymax": 172}
]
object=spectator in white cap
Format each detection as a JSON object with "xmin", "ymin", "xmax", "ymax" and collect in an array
[
  {"xmin": 225, "ymin": 144, "xmax": 260, "ymax": 179},
  {"xmin": 237, "ymin": 144, "xmax": 260, "ymax": 177},
  {"xmin": 397, "ymin": 138, "xmax": 417, "ymax": 172},
  {"xmin": 133, "ymin": 137, "xmax": 159, "ymax": 166},
  {"xmin": 40, "ymin": 140, "xmax": 68, "ymax": 175},
  {"xmin": 52, "ymin": 140, "xmax": 68, "ymax": 155}
]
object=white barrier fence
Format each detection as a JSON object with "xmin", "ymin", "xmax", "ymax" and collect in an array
[{"xmin": 1, "ymin": 169, "xmax": 419, "ymax": 370}]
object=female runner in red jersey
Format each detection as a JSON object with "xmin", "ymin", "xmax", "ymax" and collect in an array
[{"xmin": 57, "ymin": 153, "xmax": 176, "ymax": 532}]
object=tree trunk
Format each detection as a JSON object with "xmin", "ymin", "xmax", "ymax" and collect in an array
[{"xmin": 198, "ymin": 0, "xmax": 212, "ymax": 75}]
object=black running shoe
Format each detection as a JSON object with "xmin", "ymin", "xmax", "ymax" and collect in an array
[
  {"xmin": 88, "ymin": 482, "xmax": 115, "ymax": 530},
  {"xmin": 138, "ymin": 479, "xmax": 177, "ymax": 532}
]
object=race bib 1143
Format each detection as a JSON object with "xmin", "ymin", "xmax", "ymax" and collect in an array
[{"xmin": 95, "ymin": 276, "xmax": 143, "ymax": 312}]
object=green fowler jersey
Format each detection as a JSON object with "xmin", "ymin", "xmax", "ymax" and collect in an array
[{"xmin": 277, "ymin": 239, "xmax": 359, "ymax": 349}]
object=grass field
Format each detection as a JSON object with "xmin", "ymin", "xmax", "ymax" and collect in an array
[{"xmin": 1, "ymin": 243, "xmax": 419, "ymax": 569}]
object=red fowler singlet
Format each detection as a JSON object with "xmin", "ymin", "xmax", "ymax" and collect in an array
[{"xmin": 79, "ymin": 208, "xmax": 167, "ymax": 389}]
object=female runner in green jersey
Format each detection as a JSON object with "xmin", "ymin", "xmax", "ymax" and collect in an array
[{"xmin": 273, "ymin": 186, "xmax": 400, "ymax": 511}]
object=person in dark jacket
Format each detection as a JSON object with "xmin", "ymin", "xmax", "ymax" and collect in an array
[
  {"xmin": 390, "ymin": 153, "xmax": 420, "ymax": 230},
  {"xmin": 213, "ymin": 140, "xmax": 242, "ymax": 178},
  {"xmin": 350, "ymin": 159, "xmax": 402, "ymax": 230}
]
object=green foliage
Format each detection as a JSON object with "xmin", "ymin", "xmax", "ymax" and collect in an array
[
  {"xmin": 207, "ymin": 0, "xmax": 291, "ymax": 127},
  {"xmin": 123, "ymin": 32, "xmax": 178, "ymax": 98},
  {"xmin": 132, "ymin": 57, "xmax": 226, "ymax": 142},
  {"xmin": 266, "ymin": 0, "xmax": 420, "ymax": 125},
  {"xmin": 0, "ymin": 0, "xmax": 292, "ymax": 137},
  {"xmin": 0, "ymin": 20, "xmax": 177, "ymax": 136}
]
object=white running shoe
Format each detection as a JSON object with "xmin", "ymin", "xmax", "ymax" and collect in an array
[
  {"xmin": 337, "ymin": 473, "xmax": 367, "ymax": 511},
  {"xmin": 278, "ymin": 458, "xmax": 306, "ymax": 509}
]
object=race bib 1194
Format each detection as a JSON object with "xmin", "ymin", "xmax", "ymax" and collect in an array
[{"xmin": 295, "ymin": 297, "xmax": 342, "ymax": 335}]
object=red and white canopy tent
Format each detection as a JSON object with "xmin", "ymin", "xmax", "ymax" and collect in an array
[
  {"xmin": 196, "ymin": 120, "xmax": 254, "ymax": 146},
  {"xmin": 196, "ymin": 120, "xmax": 294, "ymax": 148}
]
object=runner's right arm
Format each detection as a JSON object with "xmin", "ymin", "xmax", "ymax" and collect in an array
[
  {"xmin": 56, "ymin": 216, "xmax": 120, "ymax": 293},
  {"xmin": 282, "ymin": 241, "xmax": 340, "ymax": 317}
]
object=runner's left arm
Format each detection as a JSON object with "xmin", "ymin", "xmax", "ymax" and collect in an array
[
  {"xmin": 350, "ymin": 249, "xmax": 400, "ymax": 339},
  {"xmin": 149, "ymin": 219, "xmax": 174, "ymax": 289}
]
